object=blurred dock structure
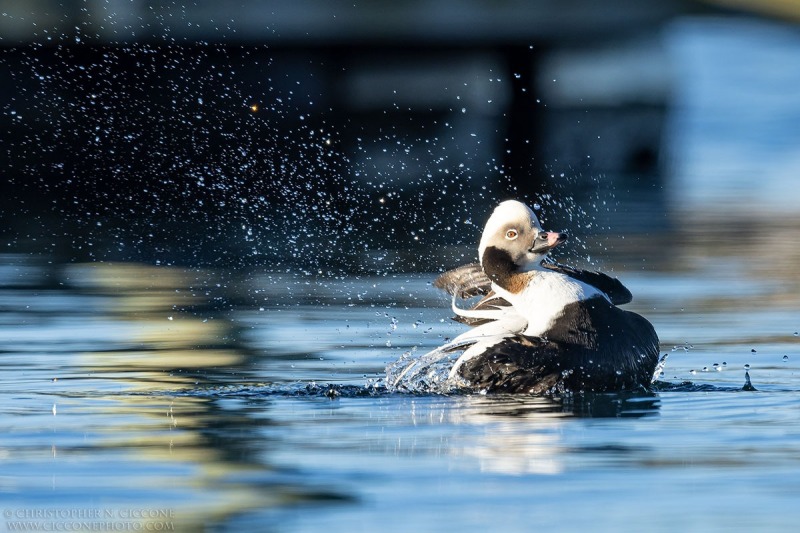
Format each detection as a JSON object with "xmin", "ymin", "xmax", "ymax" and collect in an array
[
  {"xmin": 0, "ymin": 1, "xmax": 698, "ymax": 45},
  {"xmin": 0, "ymin": 1, "xmax": 696, "ymax": 188},
  {"xmin": 1, "ymin": 0, "xmax": 792, "ymax": 268}
]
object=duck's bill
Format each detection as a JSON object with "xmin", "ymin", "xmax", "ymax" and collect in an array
[{"xmin": 529, "ymin": 231, "xmax": 567, "ymax": 254}]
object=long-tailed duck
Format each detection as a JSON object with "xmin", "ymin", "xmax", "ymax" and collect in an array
[{"xmin": 394, "ymin": 199, "xmax": 660, "ymax": 394}]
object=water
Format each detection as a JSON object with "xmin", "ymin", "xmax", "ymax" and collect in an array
[{"xmin": 2, "ymin": 234, "xmax": 800, "ymax": 532}]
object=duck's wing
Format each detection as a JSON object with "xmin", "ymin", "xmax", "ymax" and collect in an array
[
  {"xmin": 542, "ymin": 261, "xmax": 633, "ymax": 305},
  {"xmin": 433, "ymin": 263, "xmax": 491, "ymax": 298},
  {"xmin": 433, "ymin": 264, "xmax": 513, "ymax": 326},
  {"xmin": 390, "ymin": 264, "xmax": 532, "ymax": 391}
]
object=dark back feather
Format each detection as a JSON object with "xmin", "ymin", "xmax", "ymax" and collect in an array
[{"xmin": 541, "ymin": 263, "xmax": 632, "ymax": 305}]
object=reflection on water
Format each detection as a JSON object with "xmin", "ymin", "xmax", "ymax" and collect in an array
[
  {"xmin": 414, "ymin": 393, "xmax": 660, "ymax": 476},
  {"xmin": 2, "ymin": 219, "xmax": 800, "ymax": 531},
  {"xmin": 0, "ymin": 259, "xmax": 354, "ymax": 529}
]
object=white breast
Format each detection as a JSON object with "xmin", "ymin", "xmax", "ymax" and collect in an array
[{"xmin": 494, "ymin": 271, "xmax": 606, "ymax": 337}]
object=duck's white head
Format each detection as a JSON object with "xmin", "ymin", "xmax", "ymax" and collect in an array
[{"xmin": 478, "ymin": 200, "xmax": 566, "ymax": 272}]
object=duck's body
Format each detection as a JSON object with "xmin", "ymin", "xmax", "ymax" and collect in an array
[
  {"xmin": 398, "ymin": 200, "xmax": 660, "ymax": 394},
  {"xmin": 453, "ymin": 281, "xmax": 659, "ymax": 394}
]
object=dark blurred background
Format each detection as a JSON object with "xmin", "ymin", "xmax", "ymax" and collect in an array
[{"xmin": 1, "ymin": 0, "xmax": 799, "ymax": 272}]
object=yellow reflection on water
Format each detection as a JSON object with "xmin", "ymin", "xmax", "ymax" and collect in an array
[
  {"xmin": 61, "ymin": 263, "xmax": 235, "ymax": 368},
  {"xmin": 51, "ymin": 393, "xmax": 280, "ymax": 531},
  {"xmin": 42, "ymin": 262, "xmax": 302, "ymax": 529}
]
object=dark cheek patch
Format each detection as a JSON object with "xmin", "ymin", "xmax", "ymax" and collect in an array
[
  {"xmin": 482, "ymin": 246, "xmax": 513, "ymax": 279},
  {"xmin": 481, "ymin": 246, "xmax": 529, "ymax": 294}
]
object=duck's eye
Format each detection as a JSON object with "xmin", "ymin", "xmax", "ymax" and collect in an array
[{"xmin": 505, "ymin": 229, "xmax": 518, "ymax": 240}]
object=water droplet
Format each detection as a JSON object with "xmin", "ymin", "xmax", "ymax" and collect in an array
[{"xmin": 783, "ymin": 355, "xmax": 789, "ymax": 362}]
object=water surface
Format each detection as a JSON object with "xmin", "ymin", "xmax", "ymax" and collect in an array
[{"xmin": 2, "ymin": 234, "xmax": 799, "ymax": 532}]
